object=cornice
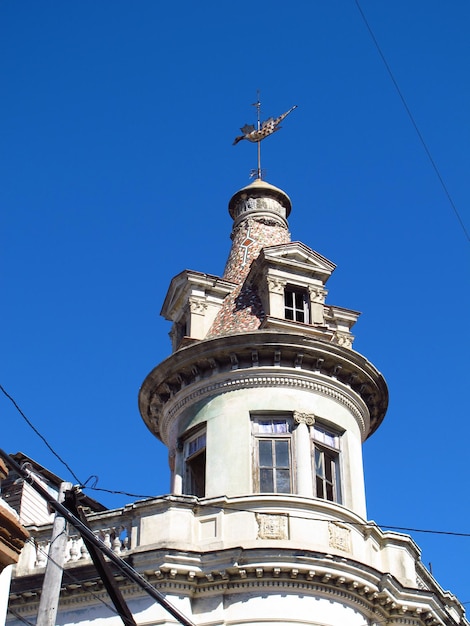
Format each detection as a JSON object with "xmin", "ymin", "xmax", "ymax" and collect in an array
[
  {"xmin": 159, "ymin": 371, "xmax": 368, "ymax": 443},
  {"xmin": 10, "ymin": 548, "xmax": 464, "ymax": 626},
  {"xmin": 139, "ymin": 331, "xmax": 388, "ymax": 444}
]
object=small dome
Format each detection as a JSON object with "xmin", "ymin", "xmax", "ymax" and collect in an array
[{"xmin": 228, "ymin": 178, "xmax": 292, "ymax": 222}]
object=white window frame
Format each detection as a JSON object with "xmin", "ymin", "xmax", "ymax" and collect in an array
[
  {"xmin": 284, "ymin": 286, "xmax": 310, "ymax": 324},
  {"xmin": 183, "ymin": 426, "xmax": 206, "ymax": 497},
  {"xmin": 252, "ymin": 415, "xmax": 294, "ymax": 494},
  {"xmin": 311, "ymin": 423, "xmax": 342, "ymax": 503}
]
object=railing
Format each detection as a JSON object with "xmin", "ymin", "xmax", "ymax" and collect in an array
[{"xmin": 22, "ymin": 507, "xmax": 134, "ymax": 573}]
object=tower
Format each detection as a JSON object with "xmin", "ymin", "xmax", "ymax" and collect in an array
[
  {"xmin": 7, "ymin": 122, "xmax": 468, "ymax": 626},
  {"xmin": 137, "ymin": 177, "xmax": 467, "ymax": 626}
]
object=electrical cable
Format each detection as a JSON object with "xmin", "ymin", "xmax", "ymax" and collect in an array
[
  {"xmin": 354, "ymin": 0, "xmax": 470, "ymax": 244},
  {"xmin": 83, "ymin": 489, "xmax": 470, "ymax": 540},
  {"xmin": 0, "ymin": 384, "xmax": 83, "ymax": 486},
  {"xmin": 0, "ymin": 449, "xmax": 197, "ymax": 626},
  {"xmin": 3, "ymin": 439, "xmax": 468, "ymax": 625},
  {"xmin": 6, "ymin": 607, "xmax": 36, "ymax": 626},
  {"xmin": 24, "ymin": 538, "xmax": 129, "ymax": 625},
  {"xmin": 2, "ymin": 382, "xmax": 469, "ymax": 539}
]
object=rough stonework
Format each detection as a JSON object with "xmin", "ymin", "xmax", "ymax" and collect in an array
[
  {"xmin": 208, "ymin": 179, "xmax": 291, "ymax": 338},
  {"xmin": 207, "ymin": 280, "xmax": 264, "ymax": 337},
  {"xmin": 223, "ymin": 217, "xmax": 290, "ymax": 284}
]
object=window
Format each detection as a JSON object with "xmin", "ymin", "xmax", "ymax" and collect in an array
[
  {"xmin": 312, "ymin": 425, "xmax": 341, "ymax": 503},
  {"xmin": 175, "ymin": 317, "xmax": 188, "ymax": 345},
  {"xmin": 252, "ymin": 416, "xmax": 293, "ymax": 494},
  {"xmin": 184, "ymin": 428, "xmax": 206, "ymax": 497},
  {"xmin": 284, "ymin": 287, "xmax": 309, "ymax": 323}
]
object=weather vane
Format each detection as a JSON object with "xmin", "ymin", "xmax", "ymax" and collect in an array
[{"xmin": 233, "ymin": 93, "xmax": 297, "ymax": 180}]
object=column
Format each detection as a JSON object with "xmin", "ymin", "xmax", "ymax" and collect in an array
[{"xmin": 294, "ymin": 412, "xmax": 315, "ymax": 497}]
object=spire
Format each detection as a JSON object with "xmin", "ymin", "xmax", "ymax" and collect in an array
[
  {"xmin": 207, "ymin": 178, "xmax": 292, "ymax": 338},
  {"xmin": 223, "ymin": 178, "xmax": 292, "ymax": 283}
]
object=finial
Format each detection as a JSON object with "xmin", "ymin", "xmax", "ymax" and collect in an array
[{"xmin": 233, "ymin": 95, "xmax": 298, "ymax": 180}]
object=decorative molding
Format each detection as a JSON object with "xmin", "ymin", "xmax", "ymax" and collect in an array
[
  {"xmin": 256, "ymin": 513, "xmax": 289, "ymax": 540},
  {"xmin": 188, "ymin": 298, "xmax": 208, "ymax": 315},
  {"xmin": 334, "ymin": 331, "xmax": 353, "ymax": 349},
  {"xmin": 293, "ymin": 411, "xmax": 315, "ymax": 426},
  {"xmin": 308, "ymin": 286, "xmax": 327, "ymax": 303},
  {"xmin": 161, "ymin": 374, "xmax": 367, "ymax": 441},
  {"xmin": 232, "ymin": 196, "xmax": 286, "ymax": 221},
  {"xmin": 328, "ymin": 522, "xmax": 351, "ymax": 553},
  {"xmin": 266, "ymin": 276, "xmax": 286, "ymax": 294},
  {"xmin": 10, "ymin": 556, "xmax": 457, "ymax": 625},
  {"xmin": 139, "ymin": 332, "xmax": 389, "ymax": 443}
]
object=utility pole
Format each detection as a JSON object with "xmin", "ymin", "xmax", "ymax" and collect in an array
[
  {"xmin": 36, "ymin": 481, "xmax": 72, "ymax": 626},
  {"xmin": 0, "ymin": 449, "xmax": 196, "ymax": 626}
]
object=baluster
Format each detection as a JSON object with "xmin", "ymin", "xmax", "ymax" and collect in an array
[
  {"xmin": 70, "ymin": 537, "xmax": 79, "ymax": 561},
  {"xmin": 36, "ymin": 541, "xmax": 48, "ymax": 567},
  {"xmin": 112, "ymin": 528, "xmax": 121, "ymax": 554},
  {"xmin": 80, "ymin": 542, "xmax": 88, "ymax": 560}
]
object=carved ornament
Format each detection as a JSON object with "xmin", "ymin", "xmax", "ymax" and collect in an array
[
  {"xmin": 328, "ymin": 522, "xmax": 351, "ymax": 552},
  {"xmin": 256, "ymin": 513, "xmax": 288, "ymax": 540},
  {"xmin": 189, "ymin": 298, "xmax": 208, "ymax": 315},
  {"xmin": 266, "ymin": 277, "xmax": 286, "ymax": 294},
  {"xmin": 334, "ymin": 331, "xmax": 353, "ymax": 349},
  {"xmin": 293, "ymin": 411, "xmax": 315, "ymax": 426},
  {"xmin": 308, "ymin": 286, "xmax": 327, "ymax": 303}
]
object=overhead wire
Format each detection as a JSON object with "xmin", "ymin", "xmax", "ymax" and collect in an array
[
  {"xmin": 2, "ymin": 382, "xmax": 470, "ymax": 541},
  {"xmin": 6, "ymin": 607, "xmax": 36, "ymax": 626},
  {"xmin": 354, "ymin": 0, "xmax": 470, "ymax": 244},
  {"xmin": 22, "ymin": 537, "xmax": 129, "ymax": 625},
  {"xmin": 3, "ymin": 389, "xmax": 470, "ymax": 623},
  {"xmin": 82, "ymin": 488, "xmax": 470, "ymax": 540},
  {"xmin": 3, "ymin": 12, "xmax": 468, "ymax": 618},
  {"xmin": 1, "ymin": 452, "xmax": 196, "ymax": 626},
  {"xmin": 0, "ymin": 384, "xmax": 83, "ymax": 486}
]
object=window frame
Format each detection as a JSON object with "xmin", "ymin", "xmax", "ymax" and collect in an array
[
  {"xmin": 252, "ymin": 415, "xmax": 294, "ymax": 494},
  {"xmin": 284, "ymin": 285, "xmax": 310, "ymax": 324},
  {"xmin": 311, "ymin": 423, "xmax": 342, "ymax": 504},
  {"xmin": 183, "ymin": 425, "xmax": 206, "ymax": 498}
]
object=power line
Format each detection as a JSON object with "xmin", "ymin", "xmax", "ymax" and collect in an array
[
  {"xmin": 3, "ymin": 382, "xmax": 470, "ymax": 540},
  {"xmin": 0, "ymin": 449, "xmax": 197, "ymax": 626},
  {"xmin": 7, "ymin": 607, "xmax": 36, "ymax": 626},
  {"xmin": 0, "ymin": 384, "xmax": 83, "ymax": 486},
  {"xmin": 83, "ymin": 488, "xmax": 470, "ymax": 540},
  {"xmin": 26, "ymin": 538, "xmax": 128, "ymax": 625},
  {"xmin": 354, "ymin": 0, "xmax": 470, "ymax": 244}
]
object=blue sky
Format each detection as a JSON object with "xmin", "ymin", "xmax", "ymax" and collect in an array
[{"xmin": 1, "ymin": 0, "xmax": 469, "ymax": 605}]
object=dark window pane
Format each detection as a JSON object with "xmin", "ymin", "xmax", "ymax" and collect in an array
[
  {"xmin": 260, "ymin": 468, "xmax": 274, "ymax": 491},
  {"xmin": 315, "ymin": 449, "xmax": 324, "ymax": 477},
  {"xmin": 326, "ymin": 482, "xmax": 334, "ymax": 501},
  {"xmin": 276, "ymin": 469, "xmax": 291, "ymax": 493},
  {"xmin": 285, "ymin": 291, "xmax": 293, "ymax": 307},
  {"xmin": 316, "ymin": 475, "xmax": 324, "ymax": 499},
  {"xmin": 259, "ymin": 440, "xmax": 273, "ymax": 467},
  {"xmin": 275, "ymin": 440, "xmax": 290, "ymax": 467},
  {"xmin": 325, "ymin": 456, "xmax": 333, "ymax": 482},
  {"xmin": 187, "ymin": 450, "xmax": 206, "ymax": 497}
]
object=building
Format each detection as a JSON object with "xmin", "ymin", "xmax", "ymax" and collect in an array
[
  {"xmin": 6, "ymin": 178, "xmax": 468, "ymax": 626},
  {"xmin": 0, "ymin": 457, "xmax": 30, "ymax": 625}
]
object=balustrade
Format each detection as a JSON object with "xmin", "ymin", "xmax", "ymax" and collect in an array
[{"xmin": 30, "ymin": 512, "xmax": 132, "ymax": 570}]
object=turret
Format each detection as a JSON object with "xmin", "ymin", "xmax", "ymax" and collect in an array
[{"xmin": 139, "ymin": 179, "xmax": 388, "ymax": 520}]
